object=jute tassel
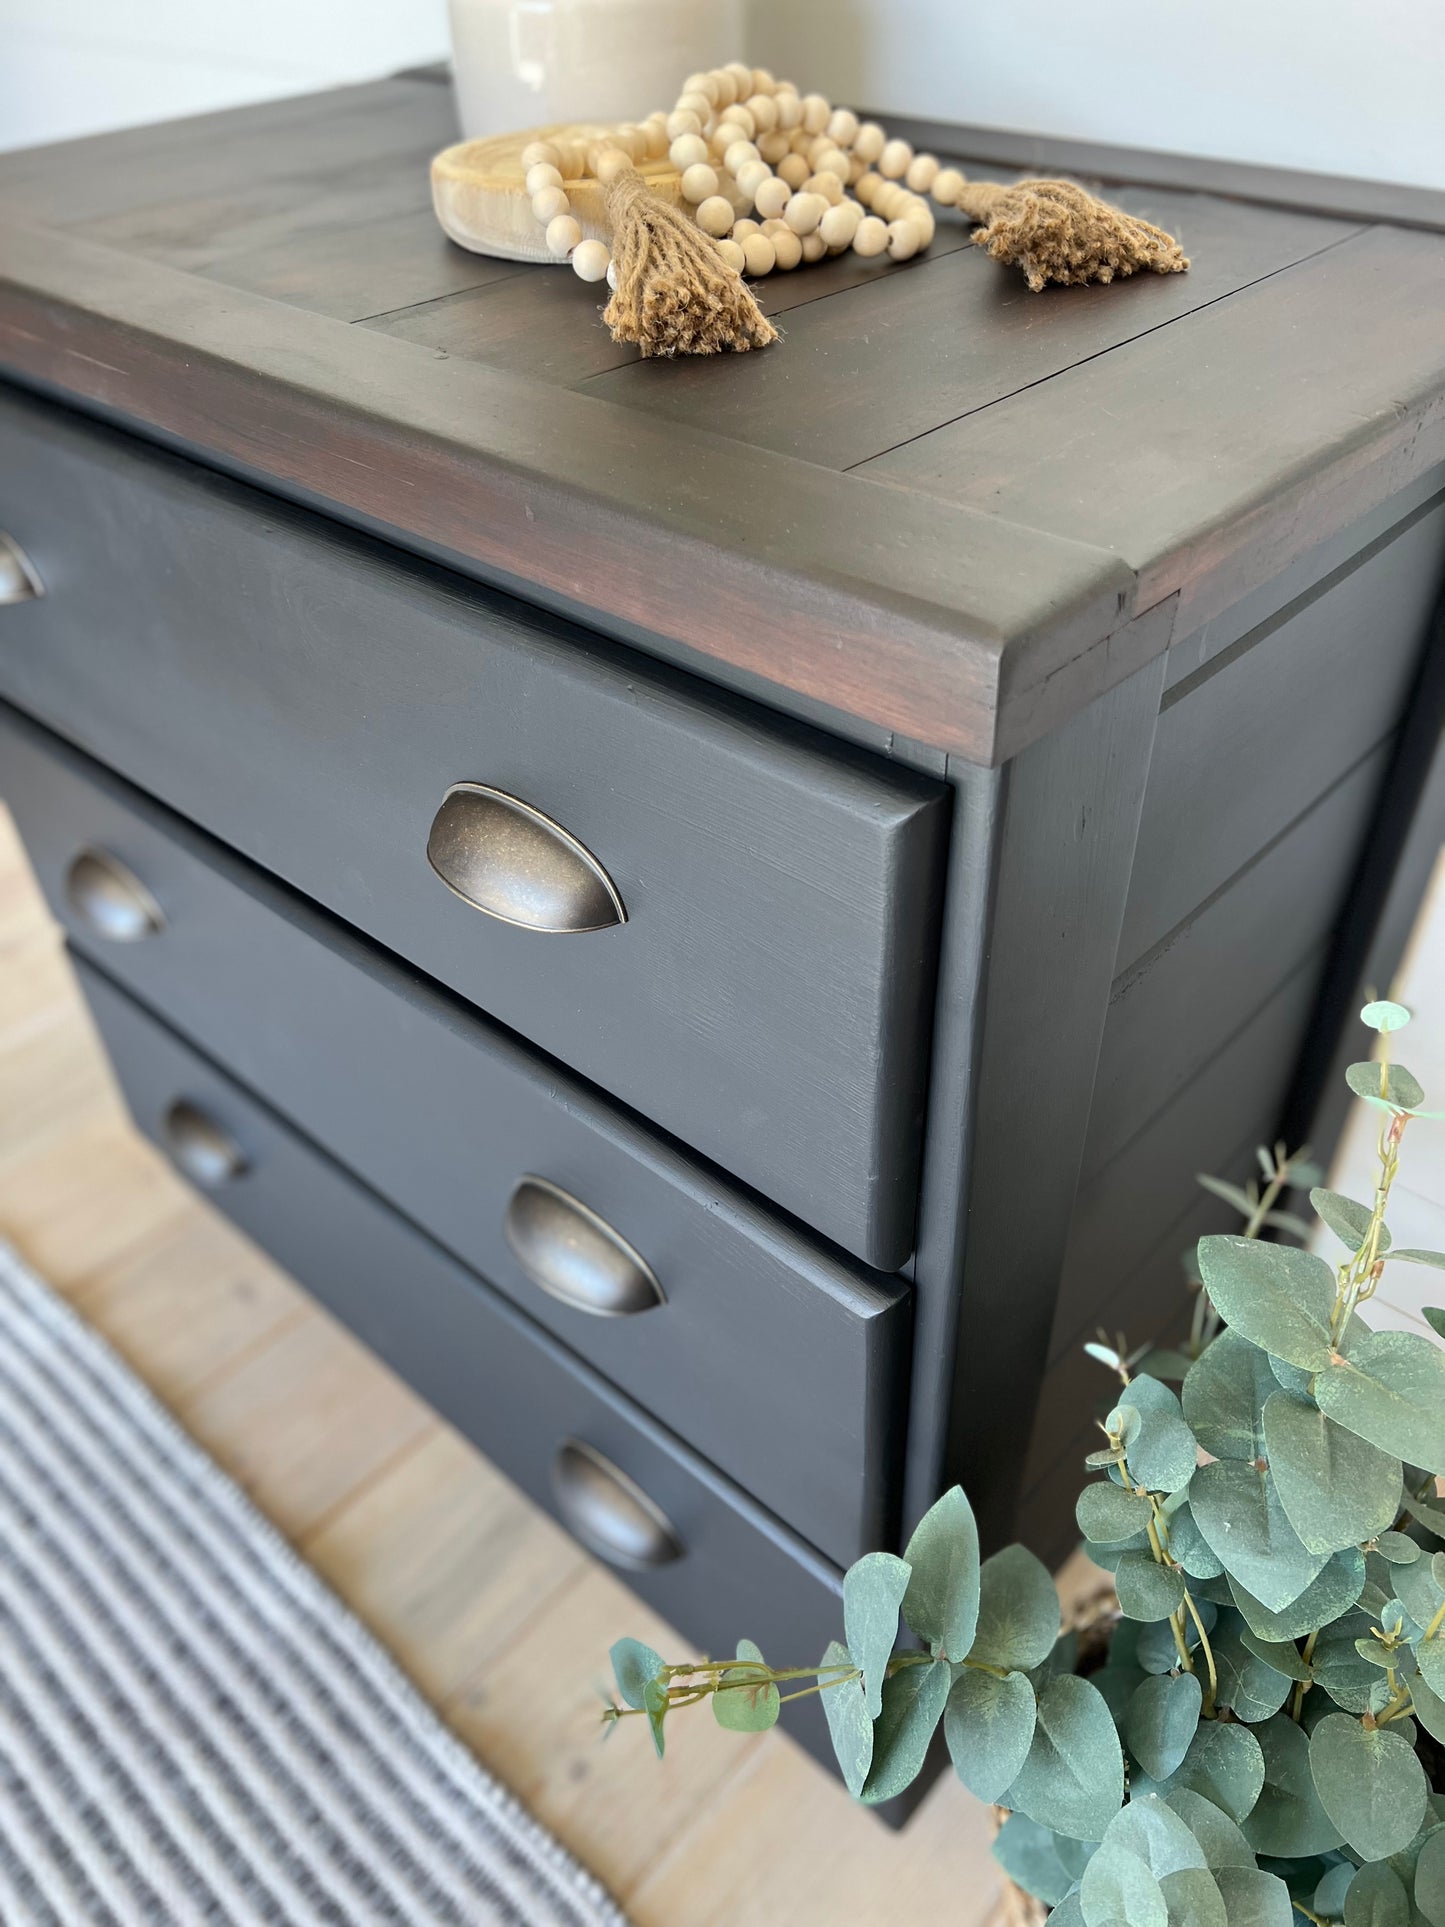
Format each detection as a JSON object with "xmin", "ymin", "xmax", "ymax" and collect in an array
[
  {"xmin": 956, "ymin": 178, "xmax": 1189, "ymax": 293},
  {"xmin": 602, "ymin": 165, "xmax": 778, "ymax": 356}
]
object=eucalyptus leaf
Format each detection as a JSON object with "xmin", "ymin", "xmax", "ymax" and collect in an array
[
  {"xmin": 1242, "ymin": 1714, "xmax": 1344, "ymax": 1858},
  {"xmin": 642, "ymin": 1674, "xmax": 669, "ymax": 1758},
  {"xmin": 1316, "ymin": 1860, "xmax": 1357, "ymax": 1915},
  {"xmin": 1416, "ymin": 1633, "xmax": 1445, "ymax": 1701},
  {"xmin": 1375, "ymin": 1531, "xmax": 1422, "ymax": 1564},
  {"xmin": 1361, "ymin": 1001, "xmax": 1412, "ymax": 1033},
  {"xmin": 1136, "ymin": 1348, "xmax": 1196, "ymax": 1383},
  {"xmin": 843, "ymin": 1551, "xmax": 912, "ymax": 1720},
  {"xmin": 1048, "ymin": 1892, "xmax": 1088, "ymax": 1927},
  {"xmin": 1311, "ymin": 1615, "xmax": 1386, "ymax": 1715},
  {"xmin": 1115, "ymin": 1551, "xmax": 1187, "ymax": 1623},
  {"xmin": 1197, "ymin": 1173, "xmax": 1255, "ymax": 1214},
  {"xmin": 1227, "ymin": 1549, "xmax": 1366, "ymax": 1642},
  {"xmin": 1158, "ymin": 1866, "xmax": 1227, "ymax": 1926},
  {"xmin": 1262, "ymin": 1390, "xmax": 1403, "ymax": 1553},
  {"xmin": 1415, "ymin": 1826, "xmax": 1445, "ymax": 1927},
  {"xmin": 1097, "ymin": 1794, "xmax": 1211, "ymax": 1876},
  {"xmin": 1162, "ymin": 1787, "xmax": 1255, "ymax": 1869},
  {"xmin": 970, "ymin": 1544, "xmax": 1060, "ymax": 1672},
  {"xmin": 1004, "ymin": 1674, "xmax": 1125, "ymax": 1843},
  {"xmin": 1409, "ymin": 1668, "xmax": 1445, "ymax": 1746},
  {"xmin": 1312, "ymin": 1188, "xmax": 1392, "ymax": 1254},
  {"xmin": 1211, "ymin": 1866, "xmax": 1293, "ymax": 1926},
  {"xmin": 901, "ymin": 1486, "xmax": 980, "ymax": 1662},
  {"xmin": 861, "ymin": 1657, "xmax": 950, "ymax": 1805},
  {"xmin": 990, "ymin": 1811, "xmax": 1076, "ymax": 1907},
  {"xmin": 1126, "ymin": 1670, "xmax": 1202, "ymax": 1782},
  {"xmin": 1308, "ymin": 1712, "xmax": 1428, "ymax": 1860},
  {"xmin": 1079, "ymin": 1840, "xmax": 1168, "ymax": 1927},
  {"xmin": 1395, "ymin": 1252, "xmax": 1445, "ymax": 1269},
  {"xmin": 1190, "ymin": 1460, "xmax": 1329, "ymax": 1611},
  {"xmin": 1346, "ymin": 1061, "xmax": 1426, "ymax": 1112},
  {"xmin": 1182, "ymin": 1331, "xmax": 1279, "ymax": 1461},
  {"xmin": 1078, "ymin": 1480, "xmax": 1156, "ymax": 1545},
  {"xmin": 1392, "ymin": 1544, "xmax": 1445, "ymax": 1628},
  {"xmin": 1160, "ymin": 1718, "xmax": 1266, "ymax": 1823},
  {"xmin": 1268, "ymin": 1353, "xmax": 1314, "ymax": 1397},
  {"xmin": 1238, "ymin": 1628, "xmax": 1313, "ymax": 1683},
  {"xmin": 944, "ymin": 1667, "xmax": 1037, "ymax": 1803},
  {"xmin": 1167, "ymin": 1506, "xmax": 1225, "ymax": 1580},
  {"xmin": 818, "ymin": 1639, "xmax": 872, "ymax": 1797},
  {"xmin": 713, "ymin": 1639, "xmax": 781, "ymax": 1732},
  {"xmin": 610, "ymin": 1636, "xmax": 665, "ymax": 1710},
  {"xmin": 1212, "ymin": 1617, "xmax": 1294, "ymax": 1723},
  {"xmin": 1195, "ymin": 1236, "xmax": 1336, "ymax": 1372},
  {"xmin": 1342, "ymin": 1860, "xmax": 1410, "ymax": 1927},
  {"xmin": 1315, "ymin": 1330, "xmax": 1445, "ymax": 1473}
]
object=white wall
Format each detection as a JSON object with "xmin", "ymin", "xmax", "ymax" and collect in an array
[{"xmin": 2, "ymin": 0, "xmax": 1443, "ymax": 192}]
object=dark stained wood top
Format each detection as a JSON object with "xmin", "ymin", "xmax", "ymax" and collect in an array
[{"xmin": 2, "ymin": 75, "xmax": 1443, "ymax": 764}]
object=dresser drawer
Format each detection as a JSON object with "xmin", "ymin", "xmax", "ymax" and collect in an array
[
  {"xmin": 2, "ymin": 703, "xmax": 909, "ymax": 1564},
  {"xmin": 71, "ymin": 955, "xmax": 848, "ymax": 1766},
  {"xmin": 0, "ymin": 389, "xmax": 946, "ymax": 1269}
]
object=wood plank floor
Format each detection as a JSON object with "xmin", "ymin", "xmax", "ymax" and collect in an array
[{"xmin": 0, "ymin": 805, "xmax": 1010, "ymax": 1926}]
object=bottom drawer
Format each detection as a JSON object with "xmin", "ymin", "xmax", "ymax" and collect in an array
[{"xmin": 73, "ymin": 954, "xmax": 849, "ymax": 1771}]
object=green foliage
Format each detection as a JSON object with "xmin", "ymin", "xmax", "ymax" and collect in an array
[{"xmin": 599, "ymin": 1004, "xmax": 1445, "ymax": 1921}]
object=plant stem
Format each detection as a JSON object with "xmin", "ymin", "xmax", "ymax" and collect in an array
[{"xmin": 1181, "ymin": 1589, "xmax": 1217, "ymax": 1709}]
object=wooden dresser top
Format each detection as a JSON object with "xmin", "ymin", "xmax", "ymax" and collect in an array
[{"xmin": 2, "ymin": 72, "xmax": 1442, "ymax": 764}]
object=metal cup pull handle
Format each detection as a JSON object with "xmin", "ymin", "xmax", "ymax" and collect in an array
[
  {"xmin": 161, "ymin": 1098, "xmax": 249, "ymax": 1188},
  {"xmin": 505, "ymin": 1177, "xmax": 664, "ymax": 1317},
  {"xmin": 426, "ymin": 783, "xmax": 625, "ymax": 934},
  {"xmin": 551, "ymin": 1440, "xmax": 682, "ymax": 1570},
  {"xmin": 65, "ymin": 847, "xmax": 165, "ymax": 943},
  {"xmin": 0, "ymin": 532, "xmax": 42, "ymax": 604}
]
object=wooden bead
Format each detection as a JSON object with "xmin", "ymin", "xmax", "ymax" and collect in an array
[
  {"xmin": 681, "ymin": 162, "xmax": 719, "ymax": 203},
  {"xmin": 753, "ymin": 175, "xmax": 790, "ymax": 220},
  {"xmin": 775, "ymin": 90, "xmax": 803, "ymax": 129},
  {"xmin": 800, "ymin": 93, "xmax": 831, "ymax": 134},
  {"xmin": 885, "ymin": 218, "xmax": 920, "ymax": 260},
  {"xmin": 732, "ymin": 218, "xmax": 761, "ymax": 241},
  {"xmin": 880, "ymin": 139, "xmax": 913, "ymax": 179},
  {"xmin": 783, "ymin": 191, "xmax": 827, "ymax": 235},
  {"xmin": 696, "ymin": 195, "xmax": 735, "ymax": 237},
  {"xmin": 854, "ymin": 171, "xmax": 881, "ymax": 206},
  {"xmin": 677, "ymin": 90, "xmax": 712, "ymax": 119},
  {"xmin": 552, "ymin": 142, "xmax": 583, "ymax": 176},
  {"xmin": 725, "ymin": 60, "xmax": 754, "ymax": 90},
  {"xmin": 771, "ymin": 227, "xmax": 803, "ymax": 269},
  {"xmin": 595, "ymin": 148, "xmax": 631, "ymax": 185},
  {"xmin": 827, "ymin": 108, "xmax": 860, "ymax": 148},
  {"xmin": 801, "ymin": 230, "xmax": 826, "ymax": 261},
  {"xmin": 667, "ymin": 108, "xmax": 702, "ymax": 140},
  {"xmin": 751, "ymin": 67, "xmax": 777, "ymax": 94},
  {"xmin": 742, "ymin": 233, "xmax": 777, "ymax": 276},
  {"xmin": 758, "ymin": 130, "xmax": 791, "ymax": 165},
  {"xmin": 521, "ymin": 140, "xmax": 561, "ymax": 169},
  {"xmin": 818, "ymin": 199, "xmax": 861, "ymax": 249},
  {"xmin": 571, "ymin": 238, "xmax": 610, "ymax": 281},
  {"xmin": 525, "ymin": 162, "xmax": 564, "ymax": 195},
  {"xmin": 851, "ymin": 214, "xmax": 888, "ymax": 257},
  {"xmin": 684, "ymin": 71, "xmax": 718, "ymax": 103},
  {"xmin": 804, "ymin": 171, "xmax": 844, "ymax": 205},
  {"xmin": 711, "ymin": 70, "xmax": 739, "ymax": 107},
  {"xmin": 532, "ymin": 184, "xmax": 572, "ymax": 224},
  {"xmin": 906, "ymin": 152, "xmax": 940, "ymax": 193},
  {"xmin": 746, "ymin": 94, "xmax": 778, "ymax": 133},
  {"xmin": 735, "ymin": 158, "xmax": 770, "ymax": 195},
  {"xmin": 716, "ymin": 237, "xmax": 747, "ymax": 272},
  {"xmin": 545, "ymin": 214, "xmax": 582, "ymax": 258},
  {"xmin": 853, "ymin": 122, "xmax": 885, "ymax": 164},
  {"xmin": 725, "ymin": 140, "xmax": 761, "ymax": 175},
  {"xmin": 777, "ymin": 153, "xmax": 811, "ymax": 190},
  {"xmin": 669, "ymin": 133, "xmax": 710, "ymax": 170},
  {"xmin": 931, "ymin": 167, "xmax": 966, "ymax": 206},
  {"xmin": 725, "ymin": 103, "xmax": 756, "ymax": 140}
]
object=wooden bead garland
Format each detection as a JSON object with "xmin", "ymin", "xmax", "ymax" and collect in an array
[{"xmin": 482, "ymin": 60, "xmax": 1190, "ymax": 353}]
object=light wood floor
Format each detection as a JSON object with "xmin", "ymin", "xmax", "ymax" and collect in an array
[{"xmin": 0, "ymin": 804, "xmax": 1012, "ymax": 1926}]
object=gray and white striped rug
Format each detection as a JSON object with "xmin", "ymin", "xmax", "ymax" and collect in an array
[{"xmin": 0, "ymin": 1239, "xmax": 631, "ymax": 1927}]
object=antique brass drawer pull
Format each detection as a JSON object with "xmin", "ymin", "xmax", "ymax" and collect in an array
[
  {"xmin": 65, "ymin": 847, "xmax": 166, "ymax": 943},
  {"xmin": 505, "ymin": 1176, "xmax": 664, "ymax": 1317},
  {"xmin": 161, "ymin": 1098, "xmax": 249, "ymax": 1188},
  {"xmin": 0, "ymin": 532, "xmax": 42, "ymax": 604},
  {"xmin": 426, "ymin": 783, "xmax": 625, "ymax": 933},
  {"xmin": 551, "ymin": 1440, "xmax": 682, "ymax": 1570}
]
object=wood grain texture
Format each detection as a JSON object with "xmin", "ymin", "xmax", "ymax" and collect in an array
[{"xmin": 5, "ymin": 79, "xmax": 1443, "ymax": 760}]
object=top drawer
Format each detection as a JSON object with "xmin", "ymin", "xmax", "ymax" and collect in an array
[{"xmin": 0, "ymin": 389, "xmax": 946, "ymax": 1268}]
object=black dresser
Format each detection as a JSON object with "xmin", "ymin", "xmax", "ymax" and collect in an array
[{"xmin": 2, "ymin": 74, "xmax": 1444, "ymax": 1783}]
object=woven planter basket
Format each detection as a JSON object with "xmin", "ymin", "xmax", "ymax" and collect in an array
[{"xmin": 993, "ymin": 1584, "xmax": 1120, "ymax": 1925}]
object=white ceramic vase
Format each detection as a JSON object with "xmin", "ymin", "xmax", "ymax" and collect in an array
[{"xmin": 448, "ymin": 0, "xmax": 746, "ymax": 138}]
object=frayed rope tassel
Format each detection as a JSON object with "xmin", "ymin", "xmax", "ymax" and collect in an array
[
  {"xmin": 955, "ymin": 178, "xmax": 1188, "ymax": 292},
  {"xmin": 602, "ymin": 165, "xmax": 778, "ymax": 356}
]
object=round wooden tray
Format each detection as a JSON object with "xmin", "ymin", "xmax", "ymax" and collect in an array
[{"xmin": 431, "ymin": 124, "xmax": 685, "ymax": 264}]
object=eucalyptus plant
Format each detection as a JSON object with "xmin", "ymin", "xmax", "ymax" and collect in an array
[{"xmin": 602, "ymin": 1003, "xmax": 1445, "ymax": 1924}]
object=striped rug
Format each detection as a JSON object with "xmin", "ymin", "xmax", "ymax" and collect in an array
[{"xmin": 0, "ymin": 1240, "xmax": 630, "ymax": 1927}]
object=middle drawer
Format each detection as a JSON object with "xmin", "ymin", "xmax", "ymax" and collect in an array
[{"xmin": 1, "ymin": 703, "xmax": 909, "ymax": 1566}]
